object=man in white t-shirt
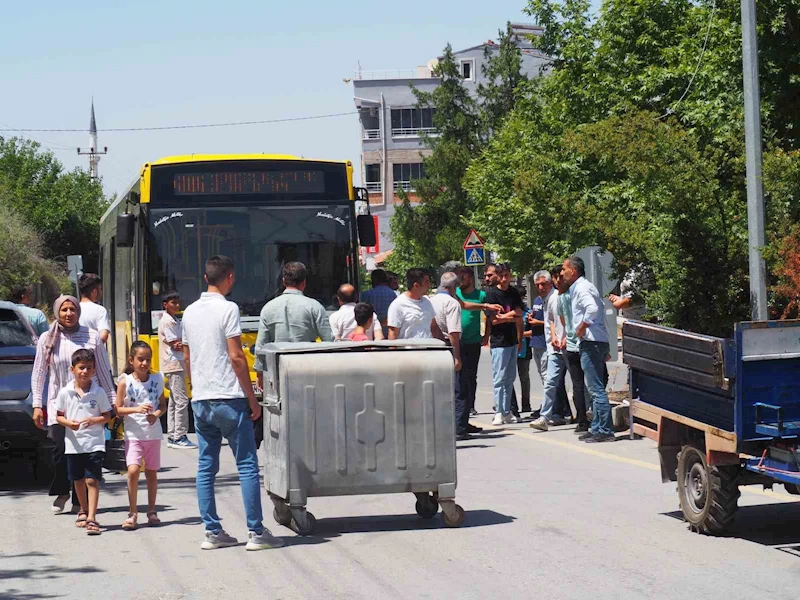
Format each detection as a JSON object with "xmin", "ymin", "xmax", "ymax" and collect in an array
[
  {"xmin": 181, "ymin": 255, "xmax": 283, "ymax": 552},
  {"xmin": 78, "ymin": 273, "xmax": 110, "ymax": 344},
  {"xmin": 329, "ymin": 284, "xmax": 384, "ymax": 341},
  {"xmin": 386, "ymin": 269, "xmax": 444, "ymax": 341}
]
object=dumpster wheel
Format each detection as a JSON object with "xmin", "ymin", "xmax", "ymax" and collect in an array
[
  {"xmin": 290, "ymin": 511, "xmax": 317, "ymax": 536},
  {"xmin": 273, "ymin": 507, "xmax": 292, "ymax": 527},
  {"xmin": 414, "ymin": 493, "xmax": 439, "ymax": 519},
  {"xmin": 440, "ymin": 502, "xmax": 465, "ymax": 528},
  {"xmin": 677, "ymin": 444, "xmax": 739, "ymax": 535}
]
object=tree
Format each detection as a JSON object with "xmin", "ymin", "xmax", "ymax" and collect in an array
[{"xmin": 0, "ymin": 137, "xmax": 108, "ymax": 271}]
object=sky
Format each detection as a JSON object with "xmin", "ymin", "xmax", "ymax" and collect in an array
[{"xmin": 0, "ymin": 0, "xmax": 545, "ymax": 197}]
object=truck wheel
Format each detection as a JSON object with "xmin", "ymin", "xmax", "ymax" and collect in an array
[
  {"xmin": 785, "ymin": 483, "xmax": 800, "ymax": 495},
  {"xmin": 677, "ymin": 445, "xmax": 739, "ymax": 535}
]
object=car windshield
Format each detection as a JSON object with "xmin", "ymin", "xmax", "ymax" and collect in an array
[
  {"xmin": 147, "ymin": 205, "xmax": 354, "ymax": 322},
  {"xmin": 0, "ymin": 308, "xmax": 35, "ymax": 347}
]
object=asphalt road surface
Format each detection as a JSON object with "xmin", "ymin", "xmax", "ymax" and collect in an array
[{"xmin": 3, "ymin": 350, "xmax": 800, "ymax": 600}]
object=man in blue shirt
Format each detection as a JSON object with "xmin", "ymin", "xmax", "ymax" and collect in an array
[
  {"xmin": 361, "ymin": 269, "xmax": 398, "ymax": 336},
  {"xmin": 10, "ymin": 284, "xmax": 49, "ymax": 336}
]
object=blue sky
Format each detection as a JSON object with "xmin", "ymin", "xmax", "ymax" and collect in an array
[{"xmin": 0, "ymin": 0, "xmax": 547, "ymax": 196}]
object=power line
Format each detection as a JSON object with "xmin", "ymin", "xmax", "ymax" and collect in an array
[
  {"xmin": 656, "ymin": 0, "xmax": 717, "ymax": 120},
  {"xmin": 0, "ymin": 110, "xmax": 358, "ymax": 133},
  {"xmin": 0, "ymin": 119, "xmax": 73, "ymax": 149}
]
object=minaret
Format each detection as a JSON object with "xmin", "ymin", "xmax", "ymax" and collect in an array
[{"xmin": 77, "ymin": 98, "xmax": 107, "ymax": 179}]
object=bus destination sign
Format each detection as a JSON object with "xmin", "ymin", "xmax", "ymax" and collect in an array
[{"xmin": 173, "ymin": 170, "xmax": 325, "ymax": 195}]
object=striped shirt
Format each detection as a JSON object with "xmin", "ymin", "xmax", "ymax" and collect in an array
[{"xmin": 31, "ymin": 326, "xmax": 115, "ymax": 426}]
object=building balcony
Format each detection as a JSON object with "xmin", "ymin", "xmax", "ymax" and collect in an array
[
  {"xmin": 362, "ymin": 129, "xmax": 381, "ymax": 140},
  {"xmin": 393, "ymin": 181, "xmax": 415, "ymax": 192},
  {"xmin": 391, "ymin": 127, "xmax": 439, "ymax": 138},
  {"xmin": 354, "ymin": 68, "xmax": 434, "ymax": 81},
  {"xmin": 365, "ymin": 182, "xmax": 382, "ymax": 193}
]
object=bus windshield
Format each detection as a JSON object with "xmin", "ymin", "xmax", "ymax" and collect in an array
[{"xmin": 147, "ymin": 204, "xmax": 354, "ymax": 323}]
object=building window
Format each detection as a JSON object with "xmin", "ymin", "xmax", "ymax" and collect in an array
[
  {"xmin": 460, "ymin": 59, "xmax": 474, "ymax": 81},
  {"xmin": 392, "ymin": 163, "xmax": 425, "ymax": 191},
  {"xmin": 365, "ymin": 164, "xmax": 381, "ymax": 192},
  {"xmin": 390, "ymin": 108, "xmax": 437, "ymax": 137}
]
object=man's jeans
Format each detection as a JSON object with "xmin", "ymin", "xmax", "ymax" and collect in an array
[
  {"xmin": 580, "ymin": 341, "xmax": 614, "ymax": 436},
  {"xmin": 566, "ymin": 351, "xmax": 589, "ymax": 425},
  {"xmin": 540, "ymin": 352, "xmax": 567, "ymax": 420},
  {"xmin": 532, "ymin": 347, "xmax": 548, "ymax": 386},
  {"xmin": 194, "ymin": 398, "xmax": 264, "ymax": 534},
  {"xmin": 491, "ymin": 346, "xmax": 518, "ymax": 415},
  {"xmin": 459, "ymin": 343, "xmax": 482, "ymax": 414}
]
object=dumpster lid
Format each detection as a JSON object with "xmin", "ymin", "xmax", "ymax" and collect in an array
[{"xmin": 262, "ymin": 339, "xmax": 448, "ymax": 355}]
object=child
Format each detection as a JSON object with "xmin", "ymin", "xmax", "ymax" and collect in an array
[
  {"xmin": 115, "ymin": 341, "xmax": 167, "ymax": 530},
  {"xmin": 157, "ymin": 291, "xmax": 196, "ymax": 449},
  {"xmin": 54, "ymin": 349, "xmax": 113, "ymax": 536},
  {"xmin": 347, "ymin": 302, "xmax": 375, "ymax": 342}
]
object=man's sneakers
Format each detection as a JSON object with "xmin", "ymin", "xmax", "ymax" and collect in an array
[
  {"xmin": 467, "ymin": 424, "xmax": 483, "ymax": 434},
  {"xmin": 548, "ymin": 416, "xmax": 567, "ymax": 427},
  {"xmin": 246, "ymin": 529, "xmax": 285, "ymax": 551},
  {"xmin": 585, "ymin": 433, "xmax": 616, "ymax": 443},
  {"xmin": 574, "ymin": 423, "xmax": 590, "ymax": 434},
  {"xmin": 201, "ymin": 529, "xmax": 239, "ymax": 550},
  {"xmin": 456, "ymin": 433, "xmax": 473, "ymax": 441},
  {"xmin": 492, "ymin": 413, "xmax": 504, "ymax": 426},
  {"xmin": 469, "ymin": 409, "xmax": 479, "ymax": 416},
  {"xmin": 168, "ymin": 435, "xmax": 198, "ymax": 449},
  {"xmin": 529, "ymin": 417, "xmax": 548, "ymax": 431}
]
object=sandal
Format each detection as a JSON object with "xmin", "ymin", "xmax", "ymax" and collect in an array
[
  {"xmin": 75, "ymin": 511, "xmax": 88, "ymax": 528},
  {"xmin": 86, "ymin": 520, "xmax": 101, "ymax": 536},
  {"xmin": 146, "ymin": 511, "xmax": 161, "ymax": 526},
  {"xmin": 122, "ymin": 513, "xmax": 138, "ymax": 531}
]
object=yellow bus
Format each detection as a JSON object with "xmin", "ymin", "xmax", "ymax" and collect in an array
[{"xmin": 98, "ymin": 154, "xmax": 375, "ymax": 390}]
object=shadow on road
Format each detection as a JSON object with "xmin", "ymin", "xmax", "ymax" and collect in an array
[
  {"xmin": 0, "ymin": 551, "xmax": 104, "ymax": 597},
  {"xmin": 662, "ymin": 502, "xmax": 800, "ymax": 547},
  {"xmin": 308, "ymin": 509, "xmax": 514, "ymax": 537}
]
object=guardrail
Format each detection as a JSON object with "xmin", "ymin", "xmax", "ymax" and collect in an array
[
  {"xmin": 393, "ymin": 181, "xmax": 414, "ymax": 192},
  {"xmin": 362, "ymin": 129, "xmax": 381, "ymax": 140},
  {"xmin": 354, "ymin": 69, "xmax": 434, "ymax": 80},
  {"xmin": 391, "ymin": 127, "xmax": 438, "ymax": 138},
  {"xmin": 365, "ymin": 182, "xmax": 382, "ymax": 192}
]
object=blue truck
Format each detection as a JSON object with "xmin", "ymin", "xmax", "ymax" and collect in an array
[{"xmin": 625, "ymin": 319, "xmax": 800, "ymax": 534}]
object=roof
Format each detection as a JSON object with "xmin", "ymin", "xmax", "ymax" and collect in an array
[{"xmin": 148, "ymin": 154, "xmax": 351, "ymax": 167}]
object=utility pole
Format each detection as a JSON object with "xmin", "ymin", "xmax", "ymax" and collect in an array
[
  {"xmin": 77, "ymin": 99, "xmax": 107, "ymax": 180},
  {"xmin": 741, "ymin": 0, "xmax": 768, "ymax": 320}
]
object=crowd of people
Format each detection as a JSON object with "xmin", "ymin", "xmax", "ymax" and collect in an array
[{"xmin": 11, "ymin": 251, "xmax": 616, "ymax": 551}]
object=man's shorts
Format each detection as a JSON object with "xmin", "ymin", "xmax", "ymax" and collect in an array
[
  {"xmin": 125, "ymin": 439, "xmax": 161, "ymax": 471},
  {"xmin": 66, "ymin": 452, "xmax": 104, "ymax": 481}
]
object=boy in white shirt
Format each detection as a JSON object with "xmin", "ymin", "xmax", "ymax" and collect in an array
[
  {"xmin": 78, "ymin": 273, "xmax": 111, "ymax": 344},
  {"xmin": 54, "ymin": 348, "xmax": 113, "ymax": 536}
]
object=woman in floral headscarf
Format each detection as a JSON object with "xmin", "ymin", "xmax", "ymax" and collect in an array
[{"xmin": 31, "ymin": 295, "xmax": 115, "ymax": 518}]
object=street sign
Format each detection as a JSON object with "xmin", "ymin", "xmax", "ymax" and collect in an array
[
  {"xmin": 464, "ymin": 247, "xmax": 486, "ymax": 266},
  {"xmin": 364, "ymin": 216, "xmax": 380, "ymax": 254},
  {"xmin": 463, "ymin": 229, "xmax": 484, "ymax": 249}
]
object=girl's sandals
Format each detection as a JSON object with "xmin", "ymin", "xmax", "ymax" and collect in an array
[
  {"xmin": 146, "ymin": 511, "xmax": 161, "ymax": 526},
  {"xmin": 122, "ymin": 513, "xmax": 138, "ymax": 531},
  {"xmin": 75, "ymin": 511, "xmax": 88, "ymax": 528},
  {"xmin": 85, "ymin": 520, "xmax": 101, "ymax": 536}
]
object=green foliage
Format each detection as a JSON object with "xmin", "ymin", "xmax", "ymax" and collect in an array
[{"xmin": 0, "ymin": 137, "xmax": 108, "ymax": 271}]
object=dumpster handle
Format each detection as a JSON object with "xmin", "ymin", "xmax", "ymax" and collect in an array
[{"xmin": 259, "ymin": 398, "xmax": 282, "ymax": 414}]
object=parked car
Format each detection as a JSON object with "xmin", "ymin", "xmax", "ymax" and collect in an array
[{"xmin": 0, "ymin": 301, "xmax": 48, "ymax": 455}]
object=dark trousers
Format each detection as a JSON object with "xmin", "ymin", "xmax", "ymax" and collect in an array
[
  {"xmin": 459, "ymin": 343, "xmax": 482, "ymax": 414},
  {"xmin": 47, "ymin": 424, "xmax": 77, "ymax": 502},
  {"xmin": 566, "ymin": 351, "xmax": 589, "ymax": 425},
  {"xmin": 454, "ymin": 354, "xmax": 468, "ymax": 435}
]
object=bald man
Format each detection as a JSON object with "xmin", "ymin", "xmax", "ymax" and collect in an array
[{"xmin": 329, "ymin": 284, "xmax": 385, "ymax": 341}]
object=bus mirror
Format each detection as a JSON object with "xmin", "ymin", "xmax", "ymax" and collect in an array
[
  {"xmin": 357, "ymin": 214, "xmax": 376, "ymax": 247},
  {"xmin": 117, "ymin": 213, "xmax": 135, "ymax": 248}
]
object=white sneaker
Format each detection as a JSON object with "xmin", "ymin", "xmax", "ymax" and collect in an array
[
  {"xmin": 492, "ymin": 413, "xmax": 504, "ymax": 426},
  {"xmin": 529, "ymin": 416, "xmax": 549, "ymax": 431},
  {"xmin": 504, "ymin": 413, "xmax": 519, "ymax": 424},
  {"xmin": 246, "ymin": 529, "xmax": 285, "ymax": 551},
  {"xmin": 201, "ymin": 529, "xmax": 239, "ymax": 550}
]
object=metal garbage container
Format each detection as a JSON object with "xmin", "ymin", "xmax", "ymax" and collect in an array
[{"xmin": 259, "ymin": 340, "xmax": 464, "ymax": 535}]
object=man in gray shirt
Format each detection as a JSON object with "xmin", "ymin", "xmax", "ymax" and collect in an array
[{"xmin": 254, "ymin": 262, "xmax": 333, "ymax": 390}]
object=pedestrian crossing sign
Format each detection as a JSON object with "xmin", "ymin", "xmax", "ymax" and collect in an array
[{"xmin": 464, "ymin": 247, "xmax": 486, "ymax": 266}]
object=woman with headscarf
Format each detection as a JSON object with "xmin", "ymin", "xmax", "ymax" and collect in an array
[{"xmin": 31, "ymin": 295, "xmax": 115, "ymax": 517}]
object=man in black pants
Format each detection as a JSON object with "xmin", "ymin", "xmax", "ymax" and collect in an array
[{"xmin": 556, "ymin": 272, "xmax": 591, "ymax": 432}]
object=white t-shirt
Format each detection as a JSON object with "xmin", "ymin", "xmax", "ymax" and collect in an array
[
  {"xmin": 544, "ymin": 290, "xmax": 566, "ymax": 355},
  {"xmin": 121, "ymin": 372, "xmax": 164, "ymax": 441},
  {"xmin": 158, "ymin": 312, "xmax": 185, "ymax": 374},
  {"xmin": 429, "ymin": 292, "xmax": 462, "ymax": 336},
  {"xmin": 181, "ymin": 292, "xmax": 246, "ymax": 402},
  {"xmin": 387, "ymin": 294, "xmax": 437, "ymax": 339},
  {"xmin": 54, "ymin": 381, "xmax": 113, "ymax": 454},
  {"xmin": 329, "ymin": 303, "xmax": 382, "ymax": 341},
  {"xmin": 79, "ymin": 300, "xmax": 110, "ymax": 333}
]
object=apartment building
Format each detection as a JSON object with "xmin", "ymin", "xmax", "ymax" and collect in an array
[{"xmin": 352, "ymin": 23, "xmax": 550, "ymax": 257}]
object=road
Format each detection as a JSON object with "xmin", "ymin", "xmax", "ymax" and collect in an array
[{"xmin": 3, "ymin": 349, "xmax": 800, "ymax": 600}]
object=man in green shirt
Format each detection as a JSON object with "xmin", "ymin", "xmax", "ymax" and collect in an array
[
  {"xmin": 556, "ymin": 276, "xmax": 591, "ymax": 432},
  {"xmin": 456, "ymin": 266, "xmax": 488, "ymax": 422}
]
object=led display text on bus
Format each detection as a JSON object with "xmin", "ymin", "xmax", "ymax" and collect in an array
[{"xmin": 173, "ymin": 170, "xmax": 325, "ymax": 195}]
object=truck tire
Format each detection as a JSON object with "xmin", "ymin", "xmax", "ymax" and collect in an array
[{"xmin": 677, "ymin": 444, "xmax": 739, "ymax": 535}]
